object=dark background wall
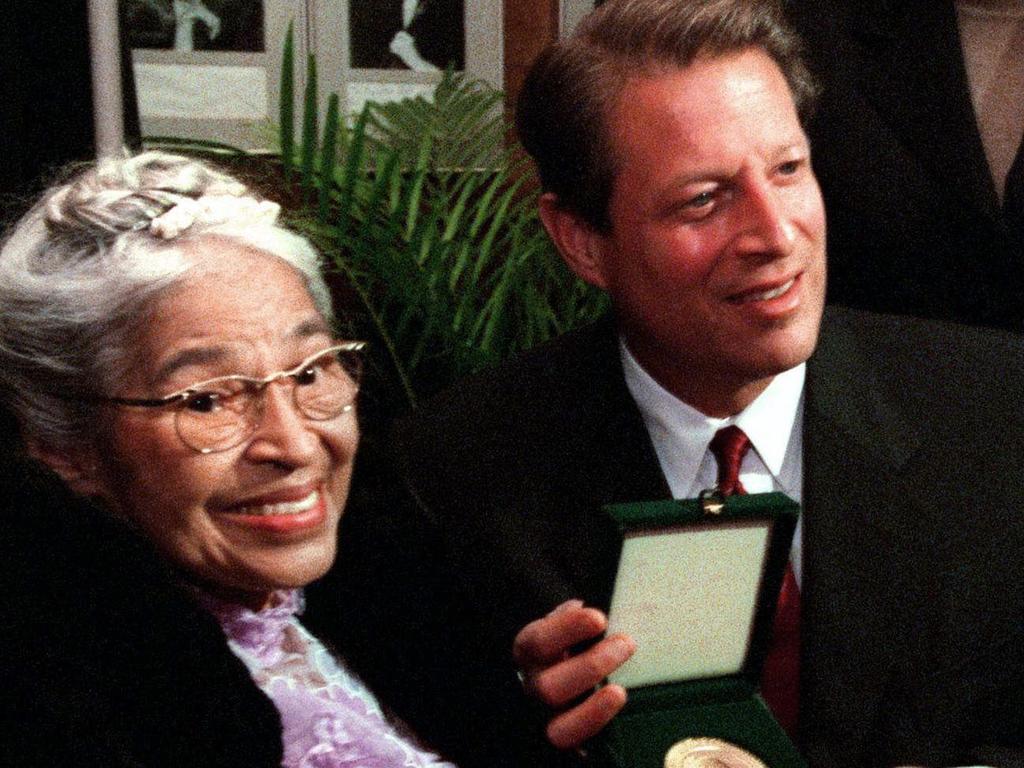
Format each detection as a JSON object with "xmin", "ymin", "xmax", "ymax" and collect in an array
[{"xmin": 1, "ymin": 0, "xmax": 139, "ymax": 225}]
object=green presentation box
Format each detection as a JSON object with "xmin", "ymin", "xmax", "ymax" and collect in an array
[{"xmin": 593, "ymin": 492, "xmax": 806, "ymax": 768}]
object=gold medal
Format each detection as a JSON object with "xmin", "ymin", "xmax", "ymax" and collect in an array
[{"xmin": 664, "ymin": 737, "xmax": 766, "ymax": 768}]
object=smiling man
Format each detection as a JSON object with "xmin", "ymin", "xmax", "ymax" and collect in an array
[
  {"xmin": 309, "ymin": 2, "xmax": 1024, "ymax": 767},
  {"xmin": 536, "ymin": 44, "xmax": 825, "ymax": 418}
]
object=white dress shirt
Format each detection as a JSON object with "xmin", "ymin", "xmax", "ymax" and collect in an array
[{"xmin": 620, "ymin": 341, "xmax": 805, "ymax": 585}]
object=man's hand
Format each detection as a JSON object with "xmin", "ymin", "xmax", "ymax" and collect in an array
[{"xmin": 512, "ymin": 599, "xmax": 637, "ymax": 750}]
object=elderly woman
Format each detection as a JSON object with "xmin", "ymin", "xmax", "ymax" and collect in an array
[{"xmin": 0, "ymin": 152, "xmax": 454, "ymax": 768}]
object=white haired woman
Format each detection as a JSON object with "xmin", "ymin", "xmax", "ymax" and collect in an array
[{"xmin": 0, "ymin": 152, "xmax": 455, "ymax": 768}]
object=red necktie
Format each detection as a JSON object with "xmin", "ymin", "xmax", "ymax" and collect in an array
[
  {"xmin": 709, "ymin": 425, "xmax": 750, "ymax": 495},
  {"xmin": 709, "ymin": 426, "xmax": 800, "ymax": 739}
]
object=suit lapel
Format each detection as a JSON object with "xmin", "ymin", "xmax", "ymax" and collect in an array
[
  {"xmin": 554, "ymin": 318, "xmax": 671, "ymax": 607},
  {"xmin": 575, "ymin": 324, "xmax": 670, "ymax": 504},
  {"xmin": 800, "ymin": 309, "xmax": 928, "ymax": 761}
]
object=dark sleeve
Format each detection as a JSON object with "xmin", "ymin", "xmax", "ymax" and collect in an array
[{"xmin": 305, "ymin": 429, "xmax": 577, "ymax": 768}]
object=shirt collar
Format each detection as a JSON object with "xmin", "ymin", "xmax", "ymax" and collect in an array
[
  {"xmin": 735, "ymin": 363, "xmax": 805, "ymax": 478},
  {"xmin": 620, "ymin": 339, "xmax": 805, "ymax": 494}
]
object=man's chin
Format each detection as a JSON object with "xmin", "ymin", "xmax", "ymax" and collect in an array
[{"xmin": 740, "ymin": 328, "xmax": 821, "ymax": 380}]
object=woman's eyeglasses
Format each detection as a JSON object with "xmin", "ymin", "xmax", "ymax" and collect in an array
[{"xmin": 100, "ymin": 341, "xmax": 365, "ymax": 454}]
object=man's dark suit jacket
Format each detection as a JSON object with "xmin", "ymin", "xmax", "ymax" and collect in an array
[
  {"xmin": 307, "ymin": 308, "xmax": 1024, "ymax": 768},
  {"xmin": 786, "ymin": 0, "xmax": 1024, "ymax": 331}
]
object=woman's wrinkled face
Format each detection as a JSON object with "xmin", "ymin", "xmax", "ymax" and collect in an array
[{"xmin": 87, "ymin": 239, "xmax": 358, "ymax": 607}]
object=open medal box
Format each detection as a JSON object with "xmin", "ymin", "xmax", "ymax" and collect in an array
[{"xmin": 593, "ymin": 491, "xmax": 807, "ymax": 768}]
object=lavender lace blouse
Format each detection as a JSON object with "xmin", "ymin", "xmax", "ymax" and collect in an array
[{"xmin": 197, "ymin": 589, "xmax": 456, "ymax": 768}]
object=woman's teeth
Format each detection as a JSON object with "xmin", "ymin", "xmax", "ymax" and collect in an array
[{"xmin": 235, "ymin": 490, "xmax": 319, "ymax": 517}]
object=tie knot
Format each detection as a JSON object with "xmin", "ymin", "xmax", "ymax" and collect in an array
[{"xmin": 709, "ymin": 425, "xmax": 751, "ymax": 496}]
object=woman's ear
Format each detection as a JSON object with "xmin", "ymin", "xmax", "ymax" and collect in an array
[
  {"xmin": 537, "ymin": 193, "xmax": 611, "ymax": 291},
  {"xmin": 26, "ymin": 439, "xmax": 106, "ymax": 498}
]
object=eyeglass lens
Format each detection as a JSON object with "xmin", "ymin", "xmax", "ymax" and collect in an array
[{"xmin": 174, "ymin": 347, "xmax": 362, "ymax": 454}]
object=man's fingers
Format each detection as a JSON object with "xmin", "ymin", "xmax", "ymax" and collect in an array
[
  {"xmin": 545, "ymin": 684, "xmax": 629, "ymax": 750},
  {"xmin": 511, "ymin": 602, "xmax": 635, "ymax": 751},
  {"xmin": 548, "ymin": 598, "xmax": 584, "ymax": 616},
  {"xmin": 528, "ymin": 633, "xmax": 636, "ymax": 707},
  {"xmin": 513, "ymin": 601, "xmax": 608, "ymax": 668}
]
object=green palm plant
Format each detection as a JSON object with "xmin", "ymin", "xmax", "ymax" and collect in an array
[{"xmin": 278, "ymin": 28, "xmax": 608, "ymax": 418}]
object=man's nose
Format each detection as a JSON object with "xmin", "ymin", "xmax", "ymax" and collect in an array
[
  {"xmin": 244, "ymin": 381, "xmax": 318, "ymax": 465},
  {"xmin": 734, "ymin": 177, "xmax": 797, "ymax": 258}
]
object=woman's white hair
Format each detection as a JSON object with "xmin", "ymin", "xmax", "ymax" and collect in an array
[{"xmin": 0, "ymin": 151, "xmax": 334, "ymax": 455}]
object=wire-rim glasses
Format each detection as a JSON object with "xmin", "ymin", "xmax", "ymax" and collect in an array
[{"xmin": 103, "ymin": 341, "xmax": 365, "ymax": 454}]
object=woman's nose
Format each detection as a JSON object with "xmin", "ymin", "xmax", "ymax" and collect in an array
[{"xmin": 243, "ymin": 381, "xmax": 319, "ymax": 466}]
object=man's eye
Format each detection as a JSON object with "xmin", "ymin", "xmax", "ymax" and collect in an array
[
  {"xmin": 183, "ymin": 391, "xmax": 220, "ymax": 413},
  {"xmin": 777, "ymin": 159, "xmax": 802, "ymax": 176},
  {"xmin": 687, "ymin": 191, "xmax": 714, "ymax": 209},
  {"xmin": 668, "ymin": 190, "xmax": 718, "ymax": 222}
]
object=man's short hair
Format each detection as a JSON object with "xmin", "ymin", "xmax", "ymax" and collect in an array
[{"xmin": 515, "ymin": 0, "xmax": 818, "ymax": 233}]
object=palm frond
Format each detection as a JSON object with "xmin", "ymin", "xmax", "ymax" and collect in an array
[{"xmin": 276, "ymin": 56, "xmax": 608, "ymax": 416}]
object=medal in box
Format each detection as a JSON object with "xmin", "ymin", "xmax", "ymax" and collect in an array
[{"xmin": 593, "ymin": 491, "xmax": 805, "ymax": 768}]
